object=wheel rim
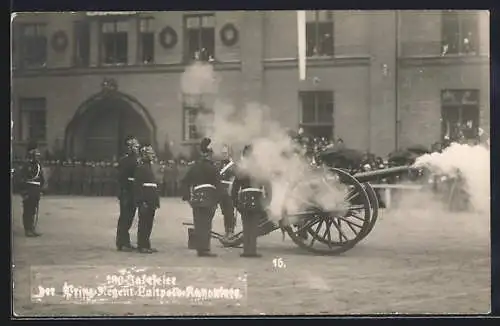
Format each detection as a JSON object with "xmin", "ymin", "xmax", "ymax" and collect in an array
[
  {"xmin": 360, "ymin": 182, "xmax": 379, "ymax": 238},
  {"xmin": 283, "ymin": 168, "xmax": 371, "ymax": 255}
]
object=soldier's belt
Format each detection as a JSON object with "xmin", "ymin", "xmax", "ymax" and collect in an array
[
  {"xmin": 142, "ymin": 183, "xmax": 157, "ymax": 187},
  {"xmin": 128, "ymin": 177, "xmax": 135, "ymax": 181},
  {"xmin": 240, "ymin": 188, "xmax": 263, "ymax": 193},
  {"xmin": 26, "ymin": 181, "xmax": 41, "ymax": 186},
  {"xmin": 193, "ymin": 184, "xmax": 216, "ymax": 191}
]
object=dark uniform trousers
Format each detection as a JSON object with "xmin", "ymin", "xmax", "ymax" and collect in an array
[
  {"xmin": 240, "ymin": 209, "xmax": 263, "ymax": 255},
  {"xmin": 232, "ymin": 175, "xmax": 272, "ymax": 256},
  {"xmin": 116, "ymin": 189, "xmax": 137, "ymax": 247},
  {"xmin": 20, "ymin": 161, "xmax": 45, "ymax": 232},
  {"xmin": 116, "ymin": 154, "xmax": 139, "ymax": 248},
  {"xmin": 134, "ymin": 163, "xmax": 160, "ymax": 250},
  {"xmin": 23, "ymin": 184, "xmax": 41, "ymax": 232},
  {"xmin": 137, "ymin": 203, "xmax": 156, "ymax": 249},
  {"xmin": 192, "ymin": 205, "xmax": 217, "ymax": 253},
  {"xmin": 220, "ymin": 190, "xmax": 236, "ymax": 233}
]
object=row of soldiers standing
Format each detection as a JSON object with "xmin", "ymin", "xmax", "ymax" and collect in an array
[{"xmin": 12, "ymin": 160, "xmax": 189, "ymax": 197}]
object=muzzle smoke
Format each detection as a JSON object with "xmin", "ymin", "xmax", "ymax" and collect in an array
[
  {"xmin": 180, "ymin": 62, "xmax": 347, "ymax": 223},
  {"xmin": 414, "ymin": 142, "xmax": 490, "ymax": 214}
]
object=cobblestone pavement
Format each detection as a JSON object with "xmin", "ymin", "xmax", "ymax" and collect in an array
[{"xmin": 11, "ymin": 196, "xmax": 490, "ymax": 316}]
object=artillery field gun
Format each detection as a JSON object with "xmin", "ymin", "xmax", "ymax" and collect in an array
[{"xmin": 183, "ymin": 152, "xmax": 418, "ymax": 255}]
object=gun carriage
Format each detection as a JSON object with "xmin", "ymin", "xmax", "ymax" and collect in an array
[{"xmin": 183, "ymin": 146, "xmax": 422, "ymax": 255}]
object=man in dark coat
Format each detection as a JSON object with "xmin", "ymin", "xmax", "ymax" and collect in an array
[
  {"xmin": 181, "ymin": 137, "xmax": 221, "ymax": 257},
  {"xmin": 18, "ymin": 141, "xmax": 45, "ymax": 237},
  {"xmin": 115, "ymin": 136, "xmax": 140, "ymax": 252},
  {"xmin": 231, "ymin": 144, "xmax": 272, "ymax": 258},
  {"xmin": 216, "ymin": 144, "xmax": 237, "ymax": 239},
  {"xmin": 134, "ymin": 144, "xmax": 161, "ymax": 254}
]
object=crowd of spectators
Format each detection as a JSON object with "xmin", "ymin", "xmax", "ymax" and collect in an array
[{"xmin": 12, "ymin": 126, "xmax": 486, "ymax": 200}]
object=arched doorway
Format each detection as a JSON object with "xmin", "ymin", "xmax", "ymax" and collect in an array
[{"xmin": 65, "ymin": 91, "xmax": 157, "ymax": 161}]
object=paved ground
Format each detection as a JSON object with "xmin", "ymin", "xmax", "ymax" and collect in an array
[{"xmin": 12, "ymin": 195, "xmax": 490, "ymax": 316}]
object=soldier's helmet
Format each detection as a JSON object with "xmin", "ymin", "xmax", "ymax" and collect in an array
[
  {"xmin": 26, "ymin": 141, "xmax": 41, "ymax": 161},
  {"xmin": 140, "ymin": 144, "xmax": 156, "ymax": 162},
  {"xmin": 125, "ymin": 135, "xmax": 140, "ymax": 154},
  {"xmin": 200, "ymin": 137, "xmax": 213, "ymax": 159}
]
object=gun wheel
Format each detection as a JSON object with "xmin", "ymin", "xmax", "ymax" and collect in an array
[{"xmin": 282, "ymin": 168, "xmax": 372, "ymax": 255}]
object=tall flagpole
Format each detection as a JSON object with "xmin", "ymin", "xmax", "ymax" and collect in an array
[{"xmin": 297, "ymin": 10, "xmax": 306, "ymax": 81}]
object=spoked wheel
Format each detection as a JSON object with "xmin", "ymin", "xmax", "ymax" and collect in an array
[
  {"xmin": 360, "ymin": 182, "xmax": 379, "ymax": 239},
  {"xmin": 282, "ymin": 168, "xmax": 372, "ymax": 255}
]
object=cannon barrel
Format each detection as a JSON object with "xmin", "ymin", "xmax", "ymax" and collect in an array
[{"xmin": 353, "ymin": 165, "xmax": 416, "ymax": 183}]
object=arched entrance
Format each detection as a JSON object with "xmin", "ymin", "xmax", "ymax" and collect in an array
[{"xmin": 65, "ymin": 91, "xmax": 157, "ymax": 161}]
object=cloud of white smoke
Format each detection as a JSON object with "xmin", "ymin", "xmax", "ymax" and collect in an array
[
  {"xmin": 414, "ymin": 142, "xmax": 490, "ymax": 214},
  {"xmin": 180, "ymin": 62, "xmax": 348, "ymax": 224}
]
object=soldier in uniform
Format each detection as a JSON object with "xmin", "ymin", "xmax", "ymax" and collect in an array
[
  {"xmin": 72, "ymin": 160, "xmax": 84, "ymax": 195},
  {"xmin": 60, "ymin": 160, "xmax": 70, "ymax": 195},
  {"xmin": 231, "ymin": 144, "xmax": 272, "ymax": 258},
  {"xmin": 68, "ymin": 159, "xmax": 76, "ymax": 195},
  {"xmin": 50, "ymin": 160, "xmax": 61, "ymax": 195},
  {"xmin": 216, "ymin": 145, "xmax": 237, "ymax": 239},
  {"xmin": 115, "ymin": 136, "xmax": 141, "ymax": 252},
  {"xmin": 163, "ymin": 160, "xmax": 172, "ymax": 196},
  {"xmin": 158, "ymin": 160, "xmax": 166, "ymax": 197},
  {"xmin": 181, "ymin": 137, "xmax": 221, "ymax": 257},
  {"xmin": 82, "ymin": 161, "xmax": 93, "ymax": 196},
  {"xmin": 18, "ymin": 142, "xmax": 45, "ymax": 237},
  {"xmin": 111, "ymin": 160, "xmax": 119, "ymax": 196},
  {"xmin": 91, "ymin": 162, "xmax": 101, "ymax": 196},
  {"xmin": 134, "ymin": 145, "xmax": 161, "ymax": 254}
]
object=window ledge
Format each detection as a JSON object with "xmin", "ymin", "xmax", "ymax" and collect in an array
[
  {"xmin": 263, "ymin": 55, "xmax": 371, "ymax": 69},
  {"xmin": 399, "ymin": 54, "xmax": 489, "ymax": 67},
  {"xmin": 12, "ymin": 60, "xmax": 242, "ymax": 78}
]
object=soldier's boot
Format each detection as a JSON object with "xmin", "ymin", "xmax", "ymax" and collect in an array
[{"xmin": 241, "ymin": 214, "xmax": 261, "ymax": 258}]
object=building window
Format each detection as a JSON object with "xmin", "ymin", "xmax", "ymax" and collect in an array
[
  {"xmin": 182, "ymin": 94, "xmax": 215, "ymax": 141},
  {"xmin": 139, "ymin": 18, "xmax": 155, "ymax": 64},
  {"xmin": 299, "ymin": 91, "xmax": 334, "ymax": 140},
  {"xmin": 74, "ymin": 20, "xmax": 90, "ymax": 66},
  {"xmin": 441, "ymin": 11, "xmax": 478, "ymax": 56},
  {"xmin": 19, "ymin": 23, "xmax": 47, "ymax": 68},
  {"xmin": 184, "ymin": 14, "xmax": 215, "ymax": 62},
  {"xmin": 19, "ymin": 98, "xmax": 47, "ymax": 142},
  {"xmin": 100, "ymin": 20, "xmax": 129, "ymax": 64},
  {"xmin": 441, "ymin": 90, "xmax": 480, "ymax": 141},
  {"xmin": 306, "ymin": 10, "xmax": 334, "ymax": 57}
]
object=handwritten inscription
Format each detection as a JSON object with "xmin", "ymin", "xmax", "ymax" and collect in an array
[{"xmin": 31, "ymin": 266, "xmax": 247, "ymax": 305}]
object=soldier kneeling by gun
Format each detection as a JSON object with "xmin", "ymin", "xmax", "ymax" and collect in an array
[
  {"xmin": 231, "ymin": 144, "xmax": 272, "ymax": 258},
  {"xmin": 181, "ymin": 138, "xmax": 221, "ymax": 257}
]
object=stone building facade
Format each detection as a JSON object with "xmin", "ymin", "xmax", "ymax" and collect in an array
[{"xmin": 11, "ymin": 10, "xmax": 490, "ymax": 159}]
